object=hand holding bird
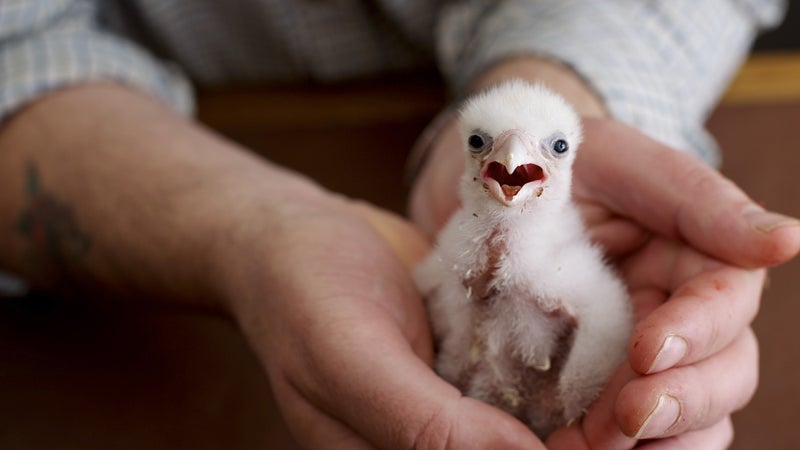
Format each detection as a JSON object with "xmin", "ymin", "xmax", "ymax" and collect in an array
[{"xmin": 409, "ymin": 62, "xmax": 800, "ymax": 449}]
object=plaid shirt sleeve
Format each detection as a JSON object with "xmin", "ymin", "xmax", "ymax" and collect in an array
[
  {"xmin": 0, "ymin": 0, "xmax": 193, "ymax": 125},
  {"xmin": 437, "ymin": 0, "xmax": 787, "ymax": 164}
]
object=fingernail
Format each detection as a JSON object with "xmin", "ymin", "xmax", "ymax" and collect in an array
[
  {"xmin": 634, "ymin": 394, "xmax": 682, "ymax": 439},
  {"xmin": 647, "ymin": 335, "xmax": 688, "ymax": 374},
  {"xmin": 744, "ymin": 207, "xmax": 800, "ymax": 234}
]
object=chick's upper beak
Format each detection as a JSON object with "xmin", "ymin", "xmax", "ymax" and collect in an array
[
  {"xmin": 491, "ymin": 133, "xmax": 528, "ymax": 171},
  {"xmin": 481, "ymin": 131, "xmax": 547, "ymax": 205}
]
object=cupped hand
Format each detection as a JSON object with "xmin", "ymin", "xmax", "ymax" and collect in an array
[
  {"xmin": 222, "ymin": 191, "xmax": 545, "ymax": 449},
  {"xmin": 549, "ymin": 118, "xmax": 799, "ymax": 449},
  {"xmin": 409, "ymin": 116, "xmax": 800, "ymax": 449}
]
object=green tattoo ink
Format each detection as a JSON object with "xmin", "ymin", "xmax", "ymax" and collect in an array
[{"xmin": 16, "ymin": 163, "xmax": 91, "ymax": 278}]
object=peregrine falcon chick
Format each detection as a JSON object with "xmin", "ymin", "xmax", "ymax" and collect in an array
[{"xmin": 414, "ymin": 80, "xmax": 633, "ymax": 439}]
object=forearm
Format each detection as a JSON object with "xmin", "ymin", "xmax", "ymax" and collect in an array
[{"xmin": 0, "ymin": 83, "xmax": 329, "ymax": 308}]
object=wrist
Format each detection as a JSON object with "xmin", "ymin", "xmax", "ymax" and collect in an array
[{"xmin": 206, "ymin": 160, "xmax": 337, "ymax": 314}]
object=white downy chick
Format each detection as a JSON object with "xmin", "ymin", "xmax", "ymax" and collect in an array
[{"xmin": 414, "ymin": 80, "xmax": 633, "ymax": 439}]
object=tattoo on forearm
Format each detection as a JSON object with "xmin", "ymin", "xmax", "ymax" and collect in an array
[{"xmin": 16, "ymin": 164, "xmax": 91, "ymax": 278}]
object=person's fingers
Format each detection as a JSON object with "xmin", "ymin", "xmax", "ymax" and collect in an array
[
  {"xmin": 286, "ymin": 322, "xmax": 544, "ymax": 450},
  {"xmin": 545, "ymin": 281, "xmax": 681, "ymax": 450},
  {"xmin": 621, "ymin": 238, "xmax": 764, "ymax": 375},
  {"xmin": 636, "ymin": 417, "xmax": 734, "ymax": 450},
  {"xmin": 576, "ymin": 118, "xmax": 800, "ymax": 268},
  {"xmin": 616, "ymin": 329, "xmax": 758, "ymax": 440},
  {"xmin": 547, "ymin": 308, "xmax": 749, "ymax": 450},
  {"xmin": 633, "ymin": 265, "xmax": 762, "ymax": 375}
]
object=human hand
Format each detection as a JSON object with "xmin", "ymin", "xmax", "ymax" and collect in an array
[
  {"xmin": 219, "ymin": 191, "xmax": 546, "ymax": 449},
  {"xmin": 0, "ymin": 80, "xmax": 545, "ymax": 449},
  {"xmin": 409, "ymin": 116, "xmax": 800, "ymax": 449},
  {"xmin": 547, "ymin": 117, "xmax": 800, "ymax": 449}
]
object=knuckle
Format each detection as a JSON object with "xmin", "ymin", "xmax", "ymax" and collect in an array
[
  {"xmin": 685, "ymin": 330, "xmax": 758, "ymax": 429},
  {"xmin": 674, "ymin": 162, "xmax": 745, "ymax": 234}
]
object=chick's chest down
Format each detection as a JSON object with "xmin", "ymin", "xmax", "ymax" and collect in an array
[{"xmin": 414, "ymin": 80, "xmax": 632, "ymax": 439}]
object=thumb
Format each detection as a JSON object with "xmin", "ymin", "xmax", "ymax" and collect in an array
[{"xmin": 577, "ymin": 118, "xmax": 800, "ymax": 268}]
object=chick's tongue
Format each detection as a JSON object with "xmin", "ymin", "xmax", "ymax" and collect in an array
[{"xmin": 501, "ymin": 185, "xmax": 522, "ymax": 197}]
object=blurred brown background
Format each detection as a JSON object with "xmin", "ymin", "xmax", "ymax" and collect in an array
[{"xmin": 2, "ymin": 13, "xmax": 800, "ymax": 450}]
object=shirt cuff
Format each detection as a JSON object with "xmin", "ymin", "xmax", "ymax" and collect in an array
[{"xmin": 0, "ymin": 27, "xmax": 193, "ymax": 125}]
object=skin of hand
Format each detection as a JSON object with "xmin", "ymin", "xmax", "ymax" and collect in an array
[
  {"xmin": 409, "ymin": 57, "xmax": 800, "ymax": 449},
  {"xmin": 226, "ymin": 198, "xmax": 552, "ymax": 449},
  {"xmin": 0, "ymin": 84, "xmax": 549, "ymax": 449}
]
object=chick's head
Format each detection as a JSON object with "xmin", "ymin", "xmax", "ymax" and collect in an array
[{"xmin": 458, "ymin": 80, "xmax": 583, "ymax": 212}]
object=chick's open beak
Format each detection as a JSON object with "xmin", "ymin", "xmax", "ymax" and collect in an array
[{"xmin": 481, "ymin": 132, "xmax": 547, "ymax": 205}]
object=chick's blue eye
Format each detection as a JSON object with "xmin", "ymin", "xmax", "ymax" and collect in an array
[{"xmin": 552, "ymin": 139, "xmax": 569, "ymax": 154}]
